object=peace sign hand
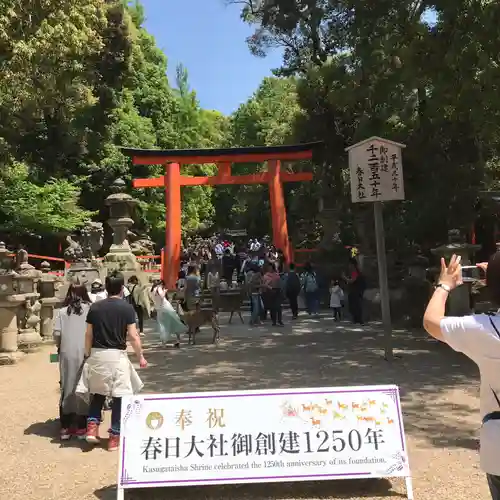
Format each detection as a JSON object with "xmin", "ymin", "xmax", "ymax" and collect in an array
[{"xmin": 438, "ymin": 254, "xmax": 462, "ymax": 290}]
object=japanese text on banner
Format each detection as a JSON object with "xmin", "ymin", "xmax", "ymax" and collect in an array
[{"xmin": 119, "ymin": 386, "xmax": 410, "ymax": 488}]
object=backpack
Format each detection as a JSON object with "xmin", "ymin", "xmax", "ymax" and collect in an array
[
  {"xmin": 126, "ymin": 285, "xmax": 137, "ymax": 308},
  {"xmin": 285, "ymin": 272, "xmax": 301, "ymax": 295},
  {"xmin": 304, "ymin": 272, "xmax": 318, "ymax": 293}
]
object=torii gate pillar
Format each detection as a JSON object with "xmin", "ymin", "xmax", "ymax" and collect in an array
[
  {"xmin": 268, "ymin": 160, "xmax": 291, "ymax": 263},
  {"xmin": 165, "ymin": 163, "xmax": 181, "ymax": 289}
]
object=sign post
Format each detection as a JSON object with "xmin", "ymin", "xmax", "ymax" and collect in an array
[
  {"xmin": 117, "ymin": 385, "xmax": 413, "ymax": 499},
  {"xmin": 346, "ymin": 137, "xmax": 406, "ymax": 361}
]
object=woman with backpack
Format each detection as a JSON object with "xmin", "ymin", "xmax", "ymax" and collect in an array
[
  {"xmin": 127, "ymin": 276, "xmax": 147, "ymax": 336},
  {"xmin": 303, "ymin": 262, "xmax": 320, "ymax": 315}
]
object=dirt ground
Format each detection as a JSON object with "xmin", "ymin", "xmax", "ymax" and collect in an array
[{"xmin": 0, "ymin": 311, "xmax": 489, "ymax": 500}]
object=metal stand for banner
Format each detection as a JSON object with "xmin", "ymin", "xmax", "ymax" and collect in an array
[{"xmin": 405, "ymin": 475, "xmax": 414, "ymax": 499}]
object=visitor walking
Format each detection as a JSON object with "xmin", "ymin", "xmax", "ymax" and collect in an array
[
  {"xmin": 343, "ymin": 259, "xmax": 366, "ymax": 324},
  {"xmin": 284, "ymin": 263, "xmax": 301, "ymax": 319},
  {"xmin": 76, "ymin": 272, "xmax": 147, "ymax": 452},
  {"xmin": 207, "ymin": 262, "xmax": 221, "ymax": 311},
  {"xmin": 54, "ymin": 283, "xmax": 92, "ymax": 441},
  {"xmin": 222, "ymin": 249, "xmax": 235, "ymax": 285},
  {"xmin": 184, "ymin": 265, "xmax": 201, "ymax": 310},
  {"xmin": 263, "ymin": 262, "xmax": 284, "ymax": 327},
  {"xmin": 247, "ymin": 263, "xmax": 263, "ymax": 326},
  {"xmin": 303, "ymin": 262, "xmax": 320, "ymax": 315},
  {"xmin": 329, "ymin": 279, "xmax": 344, "ymax": 321},
  {"xmin": 126, "ymin": 276, "xmax": 148, "ymax": 336},
  {"xmin": 423, "ymin": 254, "xmax": 500, "ymax": 499},
  {"xmin": 89, "ymin": 279, "xmax": 103, "ymax": 303},
  {"xmin": 152, "ymin": 280, "xmax": 186, "ymax": 347}
]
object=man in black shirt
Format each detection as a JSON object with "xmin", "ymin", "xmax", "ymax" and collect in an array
[{"xmin": 83, "ymin": 272, "xmax": 147, "ymax": 451}]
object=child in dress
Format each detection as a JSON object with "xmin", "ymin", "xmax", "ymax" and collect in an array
[{"xmin": 329, "ymin": 280, "xmax": 344, "ymax": 321}]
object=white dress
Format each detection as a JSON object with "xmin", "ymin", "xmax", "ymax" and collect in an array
[
  {"xmin": 329, "ymin": 286, "xmax": 344, "ymax": 308},
  {"xmin": 54, "ymin": 304, "xmax": 91, "ymax": 414}
]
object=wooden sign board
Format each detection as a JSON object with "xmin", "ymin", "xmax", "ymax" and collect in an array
[{"xmin": 346, "ymin": 137, "xmax": 406, "ymax": 203}]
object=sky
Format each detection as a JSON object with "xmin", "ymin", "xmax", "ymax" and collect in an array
[
  {"xmin": 140, "ymin": 2, "xmax": 437, "ymax": 116},
  {"xmin": 141, "ymin": 0, "xmax": 283, "ymax": 115}
]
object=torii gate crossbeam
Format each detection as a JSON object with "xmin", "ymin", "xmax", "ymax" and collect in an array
[{"xmin": 122, "ymin": 142, "xmax": 320, "ymax": 288}]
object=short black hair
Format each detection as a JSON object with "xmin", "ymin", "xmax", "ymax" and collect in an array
[
  {"xmin": 105, "ymin": 271, "xmax": 124, "ymax": 296},
  {"xmin": 487, "ymin": 253, "xmax": 500, "ymax": 305}
]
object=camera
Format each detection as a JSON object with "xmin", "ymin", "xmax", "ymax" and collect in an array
[{"xmin": 460, "ymin": 265, "xmax": 486, "ymax": 283}]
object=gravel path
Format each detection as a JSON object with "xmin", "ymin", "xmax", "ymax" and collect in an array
[{"xmin": 0, "ymin": 312, "xmax": 490, "ymax": 499}]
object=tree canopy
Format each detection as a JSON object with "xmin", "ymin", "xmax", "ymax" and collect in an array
[{"xmin": 1, "ymin": 0, "xmax": 499, "ymax": 257}]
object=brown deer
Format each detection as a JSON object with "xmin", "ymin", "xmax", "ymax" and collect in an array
[{"xmin": 177, "ymin": 302, "xmax": 220, "ymax": 345}]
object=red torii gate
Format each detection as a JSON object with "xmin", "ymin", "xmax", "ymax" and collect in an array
[{"xmin": 122, "ymin": 142, "xmax": 320, "ymax": 288}]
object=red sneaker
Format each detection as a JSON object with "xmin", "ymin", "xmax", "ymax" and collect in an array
[
  {"xmin": 108, "ymin": 434, "xmax": 120, "ymax": 452},
  {"xmin": 74, "ymin": 428, "xmax": 87, "ymax": 440},
  {"xmin": 85, "ymin": 421, "xmax": 100, "ymax": 444}
]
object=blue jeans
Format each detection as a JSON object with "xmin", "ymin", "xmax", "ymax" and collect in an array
[
  {"xmin": 88, "ymin": 394, "xmax": 121, "ymax": 435},
  {"xmin": 305, "ymin": 291, "xmax": 319, "ymax": 314},
  {"xmin": 250, "ymin": 294, "xmax": 261, "ymax": 324}
]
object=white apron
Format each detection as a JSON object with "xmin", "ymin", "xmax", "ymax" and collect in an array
[{"xmin": 76, "ymin": 348, "xmax": 143, "ymax": 401}]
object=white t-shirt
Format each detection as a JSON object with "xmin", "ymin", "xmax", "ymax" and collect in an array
[
  {"xmin": 207, "ymin": 271, "xmax": 220, "ymax": 288},
  {"xmin": 440, "ymin": 314, "xmax": 500, "ymax": 475},
  {"xmin": 329, "ymin": 285, "xmax": 344, "ymax": 308},
  {"xmin": 152, "ymin": 286, "xmax": 168, "ymax": 310}
]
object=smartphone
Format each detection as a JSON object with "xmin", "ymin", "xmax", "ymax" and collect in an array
[{"xmin": 461, "ymin": 265, "xmax": 485, "ymax": 283}]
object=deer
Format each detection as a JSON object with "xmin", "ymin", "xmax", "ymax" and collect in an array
[{"xmin": 176, "ymin": 301, "xmax": 220, "ymax": 345}]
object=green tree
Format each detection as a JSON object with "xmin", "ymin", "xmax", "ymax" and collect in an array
[
  {"xmin": 0, "ymin": 161, "xmax": 93, "ymax": 235},
  {"xmin": 213, "ymin": 76, "xmax": 305, "ymax": 235},
  {"xmin": 230, "ymin": 0, "xmax": 500, "ymax": 251}
]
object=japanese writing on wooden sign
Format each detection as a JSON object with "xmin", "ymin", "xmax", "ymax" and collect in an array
[
  {"xmin": 347, "ymin": 137, "xmax": 405, "ymax": 203},
  {"xmin": 117, "ymin": 385, "xmax": 411, "ymax": 493}
]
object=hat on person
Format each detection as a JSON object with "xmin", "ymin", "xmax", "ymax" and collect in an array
[{"xmin": 91, "ymin": 278, "xmax": 102, "ymax": 285}]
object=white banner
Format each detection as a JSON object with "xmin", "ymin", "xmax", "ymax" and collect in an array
[{"xmin": 118, "ymin": 385, "xmax": 412, "ymax": 497}]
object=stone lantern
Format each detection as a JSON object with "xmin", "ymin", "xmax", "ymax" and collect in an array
[
  {"xmin": 102, "ymin": 178, "xmax": 142, "ymax": 280},
  {"xmin": 64, "ymin": 220, "xmax": 103, "ymax": 288},
  {"xmin": 38, "ymin": 261, "xmax": 58, "ymax": 342},
  {"xmin": 14, "ymin": 249, "xmax": 42, "ymax": 349},
  {"xmin": 431, "ymin": 229, "xmax": 481, "ymax": 316},
  {"xmin": 0, "ymin": 243, "xmax": 24, "ymax": 364}
]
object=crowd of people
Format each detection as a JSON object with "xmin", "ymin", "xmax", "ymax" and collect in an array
[
  {"xmin": 48, "ymin": 226, "xmax": 500, "ymax": 497},
  {"xmin": 172, "ymin": 235, "xmax": 367, "ymax": 328},
  {"xmin": 51, "ymin": 234, "xmax": 368, "ymax": 453}
]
